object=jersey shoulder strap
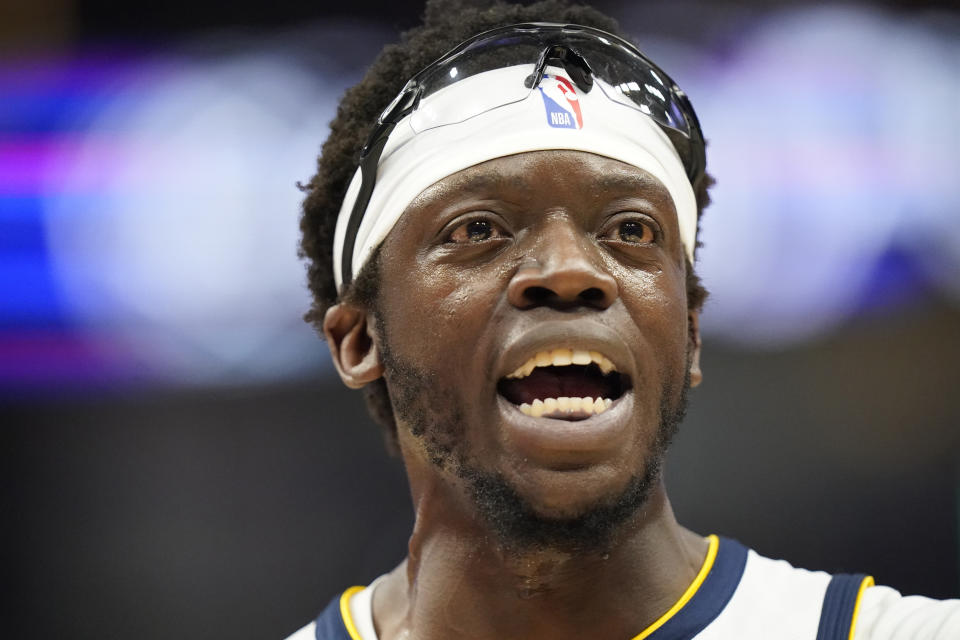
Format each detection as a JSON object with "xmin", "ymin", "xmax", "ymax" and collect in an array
[
  {"xmin": 697, "ymin": 545, "xmax": 858, "ymax": 639},
  {"xmin": 816, "ymin": 573, "xmax": 874, "ymax": 640},
  {"xmin": 313, "ymin": 588, "xmax": 363, "ymax": 640}
]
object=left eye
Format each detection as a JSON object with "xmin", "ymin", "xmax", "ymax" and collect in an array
[
  {"xmin": 448, "ymin": 219, "xmax": 506, "ymax": 243},
  {"xmin": 604, "ymin": 218, "xmax": 657, "ymax": 244}
]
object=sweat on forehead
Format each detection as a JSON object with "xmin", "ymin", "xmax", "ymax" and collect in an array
[
  {"xmin": 408, "ymin": 154, "xmax": 676, "ymax": 216},
  {"xmin": 428, "ymin": 155, "xmax": 673, "ymax": 194},
  {"xmin": 332, "ymin": 66, "xmax": 698, "ymax": 291}
]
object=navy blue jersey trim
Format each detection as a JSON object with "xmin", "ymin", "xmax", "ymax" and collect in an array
[
  {"xmin": 645, "ymin": 536, "xmax": 749, "ymax": 640},
  {"xmin": 314, "ymin": 595, "xmax": 353, "ymax": 640},
  {"xmin": 816, "ymin": 573, "xmax": 869, "ymax": 640}
]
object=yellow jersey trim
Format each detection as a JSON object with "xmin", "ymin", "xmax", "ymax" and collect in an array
[
  {"xmin": 631, "ymin": 534, "xmax": 720, "ymax": 640},
  {"xmin": 339, "ymin": 585, "xmax": 367, "ymax": 640},
  {"xmin": 847, "ymin": 575, "xmax": 875, "ymax": 640}
]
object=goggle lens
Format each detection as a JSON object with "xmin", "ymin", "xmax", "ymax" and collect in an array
[{"xmin": 393, "ymin": 25, "xmax": 698, "ymax": 147}]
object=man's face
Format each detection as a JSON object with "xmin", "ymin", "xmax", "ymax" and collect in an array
[{"xmin": 369, "ymin": 150, "xmax": 699, "ymax": 550}]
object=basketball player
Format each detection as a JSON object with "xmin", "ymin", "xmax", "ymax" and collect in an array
[{"xmin": 288, "ymin": 1, "xmax": 960, "ymax": 638}]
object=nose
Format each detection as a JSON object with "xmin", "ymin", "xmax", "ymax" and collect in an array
[{"xmin": 507, "ymin": 221, "xmax": 618, "ymax": 310}]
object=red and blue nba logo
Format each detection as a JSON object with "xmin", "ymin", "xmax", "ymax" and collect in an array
[{"xmin": 538, "ymin": 74, "xmax": 583, "ymax": 129}]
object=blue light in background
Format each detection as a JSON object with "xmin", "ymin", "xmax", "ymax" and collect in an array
[{"xmin": 0, "ymin": 196, "xmax": 63, "ymax": 327}]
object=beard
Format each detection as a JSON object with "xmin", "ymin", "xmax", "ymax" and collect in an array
[
  {"xmin": 458, "ymin": 374, "xmax": 688, "ymax": 555},
  {"xmin": 376, "ymin": 309, "xmax": 692, "ymax": 556}
]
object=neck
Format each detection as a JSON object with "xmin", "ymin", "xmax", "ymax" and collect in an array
[{"xmin": 373, "ymin": 479, "xmax": 708, "ymax": 640}]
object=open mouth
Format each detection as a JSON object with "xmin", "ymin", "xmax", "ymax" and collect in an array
[{"xmin": 497, "ymin": 348, "xmax": 631, "ymax": 421}]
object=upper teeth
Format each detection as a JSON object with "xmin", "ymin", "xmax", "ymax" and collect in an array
[{"xmin": 505, "ymin": 348, "xmax": 617, "ymax": 379}]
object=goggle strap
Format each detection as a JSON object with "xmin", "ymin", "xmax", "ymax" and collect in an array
[
  {"xmin": 343, "ymin": 131, "xmax": 391, "ymax": 286},
  {"xmin": 345, "ymin": 87, "xmax": 423, "ymax": 286}
]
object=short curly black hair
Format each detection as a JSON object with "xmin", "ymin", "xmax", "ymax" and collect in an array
[{"xmin": 299, "ymin": 0, "xmax": 714, "ymax": 452}]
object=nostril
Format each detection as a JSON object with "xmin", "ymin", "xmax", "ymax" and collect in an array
[
  {"xmin": 580, "ymin": 287, "xmax": 606, "ymax": 304},
  {"xmin": 524, "ymin": 286, "xmax": 554, "ymax": 305}
]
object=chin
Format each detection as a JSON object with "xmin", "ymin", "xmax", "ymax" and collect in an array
[
  {"xmin": 457, "ymin": 456, "xmax": 663, "ymax": 554},
  {"xmin": 506, "ymin": 463, "xmax": 639, "ymax": 518}
]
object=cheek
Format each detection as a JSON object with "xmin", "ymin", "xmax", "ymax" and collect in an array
[
  {"xmin": 619, "ymin": 266, "xmax": 690, "ymax": 360},
  {"xmin": 380, "ymin": 255, "xmax": 504, "ymax": 362}
]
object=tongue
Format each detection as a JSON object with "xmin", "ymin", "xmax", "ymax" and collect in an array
[{"xmin": 498, "ymin": 366, "xmax": 613, "ymax": 405}]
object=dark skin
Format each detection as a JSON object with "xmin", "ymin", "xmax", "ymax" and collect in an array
[{"xmin": 324, "ymin": 150, "xmax": 707, "ymax": 640}]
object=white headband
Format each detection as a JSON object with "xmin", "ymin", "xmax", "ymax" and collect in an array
[{"xmin": 333, "ymin": 66, "xmax": 698, "ymax": 291}]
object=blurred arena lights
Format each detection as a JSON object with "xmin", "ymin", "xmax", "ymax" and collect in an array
[
  {"xmin": 40, "ymin": 50, "xmax": 338, "ymax": 386},
  {"xmin": 691, "ymin": 6, "xmax": 960, "ymax": 345},
  {"xmin": 0, "ymin": 7, "xmax": 957, "ymax": 389}
]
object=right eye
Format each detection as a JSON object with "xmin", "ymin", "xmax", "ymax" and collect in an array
[
  {"xmin": 447, "ymin": 219, "xmax": 507, "ymax": 244},
  {"xmin": 613, "ymin": 219, "xmax": 656, "ymax": 244}
]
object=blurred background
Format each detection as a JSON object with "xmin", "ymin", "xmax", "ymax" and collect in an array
[{"xmin": 1, "ymin": 0, "xmax": 958, "ymax": 637}]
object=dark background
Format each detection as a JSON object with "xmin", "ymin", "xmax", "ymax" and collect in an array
[{"xmin": 2, "ymin": 1, "xmax": 959, "ymax": 639}]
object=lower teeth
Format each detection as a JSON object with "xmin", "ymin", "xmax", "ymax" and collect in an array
[{"xmin": 518, "ymin": 397, "xmax": 614, "ymax": 418}]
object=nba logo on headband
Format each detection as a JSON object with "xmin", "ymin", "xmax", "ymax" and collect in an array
[{"xmin": 538, "ymin": 74, "xmax": 583, "ymax": 129}]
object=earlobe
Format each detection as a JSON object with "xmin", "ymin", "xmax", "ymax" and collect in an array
[
  {"xmin": 688, "ymin": 310, "xmax": 703, "ymax": 388},
  {"xmin": 323, "ymin": 303, "xmax": 384, "ymax": 389}
]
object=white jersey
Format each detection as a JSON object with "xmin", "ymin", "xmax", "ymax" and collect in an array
[{"xmin": 285, "ymin": 536, "xmax": 960, "ymax": 640}]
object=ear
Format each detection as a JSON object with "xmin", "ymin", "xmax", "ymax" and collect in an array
[
  {"xmin": 688, "ymin": 310, "xmax": 703, "ymax": 388},
  {"xmin": 322, "ymin": 303, "xmax": 384, "ymax": 389}
]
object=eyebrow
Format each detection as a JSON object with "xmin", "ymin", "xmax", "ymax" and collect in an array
[{"xmin": 594, "ymin": 171, "xmax": 670, "ymax": 197}]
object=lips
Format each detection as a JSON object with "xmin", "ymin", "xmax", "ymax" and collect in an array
[
  {"xmin": 495, "ymin": 332, "xmax": 633, "ymax": 422},
  {"xmin": 495, "ymin": 388, "xmax": 636, "ymax": 466}
]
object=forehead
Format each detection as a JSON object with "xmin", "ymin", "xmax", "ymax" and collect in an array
[{"xmin": 408, "ymin": 149, "xmax": 677, "ymax": 215}]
